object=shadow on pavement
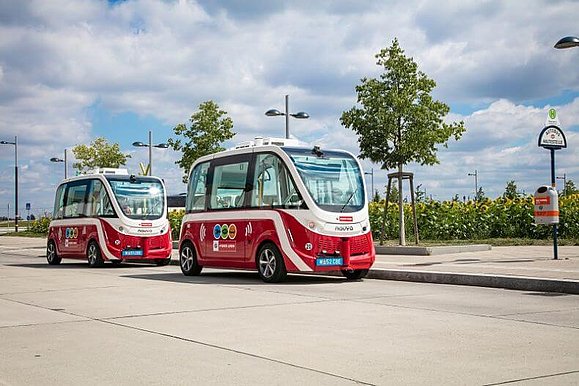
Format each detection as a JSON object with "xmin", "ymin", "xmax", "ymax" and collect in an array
[
  {"xmin": 7, "ymin": 262, "xmax": 168, "ymax": 269},
  {"xmin": 122, "ymin": 271, "xmax": 352, "ymax": 286}
]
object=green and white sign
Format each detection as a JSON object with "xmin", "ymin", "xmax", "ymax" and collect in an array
[{"xmin": 545, "ymin": 108, "xmax": 560, "ymax": 127}]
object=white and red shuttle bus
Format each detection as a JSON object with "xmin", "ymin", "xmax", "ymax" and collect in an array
[
  {"xmin": 46, "ymin": 168, "xmax": 172, "ymax": 267},
  {"xmin": 178, "ymin": 137, "xmax": 375, "ymax": 282}
]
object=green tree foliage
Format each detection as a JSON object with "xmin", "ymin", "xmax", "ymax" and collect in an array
[
  {"xmin": 563, "ymin": 179, "xmax": 578, "ymax": 196},
  {"xmin": 340, "ymin": 38, "xmax": 466, "ymax": 170},
  {"xmin": 475, "ymin": 186, "xmax": 486, "ymax": 202},
  {"xmin": 503, "ymin": 180, "xmax": 519, "ymax": 199},
  {"xmin": 169, "ymin": 100, "xmax": 235, "ymax": 182},
  {"xmin": 387, "ymin": 185, "xmax": 400, "ymax": 203},
  {"xmin": 372, "ymin": 189, "xmax": 381, "ymax": 203},
  {"xmin": 72, "ymin": 137, "xmax": 130, "ymax": 173}
]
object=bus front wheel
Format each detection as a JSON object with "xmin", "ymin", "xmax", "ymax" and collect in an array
[
  {"xmin": 257, "ymin": 243, "xmax": 287, "ymax": 283},
  {"xmin": 46, "ymin": 240, "xmax": 61, "ymax": 265},
  {"xmin": 87, "ymin": 241, "xmax": 104, "ymax": 268},
  {"xmin": 341, "ymin": 269, "xmax": 368, "ymax": 280},
  {"xmin": 180, "ymin": 242, "xmax": 202, "ymax": 276}
]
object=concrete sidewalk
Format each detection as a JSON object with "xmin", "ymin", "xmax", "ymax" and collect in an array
[
  {"xmin": 371, "ymin": 245, "xmax": 579, "ymax": 294},
  {"xmin": 2, "ymin": 236, "xmax": 578, "ymax": 294}
]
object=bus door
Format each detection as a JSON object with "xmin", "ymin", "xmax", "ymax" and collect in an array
[
  {"xmin": 60, "ymin": 180, "xmax": 90, "ymax": 256},
  {"xmin": 204, "ymin": 155, "xmax": 252, "ymax": 262}
]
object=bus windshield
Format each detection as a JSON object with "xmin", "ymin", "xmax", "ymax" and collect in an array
[
  {"xmin": 282, "ymin": 147, "xmax": 365, "ymax": 213},
  {"xmin": 107, "ymin": 177, "xmax": 165, "ymax": 220}
]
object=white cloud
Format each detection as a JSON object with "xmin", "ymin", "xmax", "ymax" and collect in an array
[{"xmin": 0, "ymin": 0, "xmax": 578, "ymax": 213}]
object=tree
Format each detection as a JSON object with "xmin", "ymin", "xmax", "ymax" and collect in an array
[
  {"xmin": 341, "ymin": 38, "xmax": 466, "ymax": 245},
  {"xmin": 503, "ymin": 180, "xmax": 519, "ymax": 199},
  {"xmin": 475, "ymin": 187, "xmax": 486, "ymax": 202},
  {"xmin": 168, "ymin": 100, "xmax": 235, "ymax": 182},
  {"xmin": 372, "ymin": 189, "xmax": 381, "ymax": 203},
  {"xmin": 72, "ymin": 137, "xmax": 130, "ymax": 173},
  {"xmin": 562, "ymin": 179, "xmax": 578, "ymax": 196}
]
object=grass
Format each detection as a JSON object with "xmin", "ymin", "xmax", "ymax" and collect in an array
[{"xmin": 1, "ymin": 231, "xmax": 46, "ymax": 238}]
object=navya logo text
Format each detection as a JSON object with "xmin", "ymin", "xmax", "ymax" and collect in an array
[
  {"xmin": 213, "ymin": 224, "xmax": 238, "ymax": 240},
  {"xmin": 65, "ymin": 227, "xmax": 79, "ymax": 239},
  {"xmin": 335, "ymin": 225, "xmax": 354, "ymax": 232}
]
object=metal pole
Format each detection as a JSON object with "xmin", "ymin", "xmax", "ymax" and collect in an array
[
  {"xmin": 398, "ymin": 166, "xmax": 405, "ymax": 246},
  {"xmin": 148, "ymin": 130, "xmax": 152, "ymax": 176},
  {"xmin": 64, "ymin": 148, "xmax": 68, "ymax": 179},
  {"xmin": 475, "ymin": 170, "xmax": 478, "ymax": 199},
  {"xmin": 550, "ymin": 149, "xmax": 558, "ymax": 260},
  {"xmin": 14, "ymin": 135, "xmax": 18, "ymax": 233},
  {"xmin": 371, "ymin": 168, "xmax": 374, "ymax": 201},
  {"xmin": 285, "ymin": 95, "xmax": 289, "ymax": 139}
]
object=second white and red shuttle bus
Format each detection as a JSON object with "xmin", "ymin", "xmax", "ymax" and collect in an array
[
  {"xmin": 46, "ymin": 169, "xmax": 172, "ymax": 267},
  {"xmin": 179, "ymin": 137, "xmax": 375, "ymax": 282}
]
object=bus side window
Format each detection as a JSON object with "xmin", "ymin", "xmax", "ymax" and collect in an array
[
  {"xmin": 209, "ymin": 161, "xmax": 249, "ymax": 210},
  {"xmin": 87, "ymin": 180, "xmax": 114, "ymax": 217},
  {"xmin": 63, "ymin": 183, "xmax": 89, "ymax": 218},
  {"xmin": 53, "ymin": 184, "xmax": 66, "ymax": 219},
  {"xmin": 251, "ymin": 154, "xmax": 300, "ymax": 208},
  {"xmin": 186, "ymin": 162, "xmax": 209, "ymax": 212}
]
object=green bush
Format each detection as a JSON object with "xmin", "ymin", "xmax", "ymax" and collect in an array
[
  {"xmin": 29, "ymin": 216, "xmax": 51, "ymax": 235},
  {"xmin": 369, "ymin": 194, "xmax": 579, "ymax": 241},
  {"xmin": 168, "ymin": 210, "xmax": 185, "ymax": 240}
]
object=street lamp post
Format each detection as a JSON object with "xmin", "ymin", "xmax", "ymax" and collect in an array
[
  {"xmin": 50, "ymin": 148, "xmax": 68, "ymax": 179},
  {"xmin": 132, "ymin": 130, "xmax": 169, "ymax": 176},
  {"xmin": 265, "ymin": 95, "xmax": 309, "ymax": 139},
  {"xmin": 1, "ymin": 136, "xmax": 18, "ymax": 232},
  {"xmin": 364, "ymin": 168, "xmax": 374, "ymax": 201},
  {"xmin": 468, "ymin": 169, "xmax": 478, "ymax": 201}
]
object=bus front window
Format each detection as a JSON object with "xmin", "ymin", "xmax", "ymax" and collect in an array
[
  {"xmin": 107, "ymin": 177, "xmax": 165, "ymax": 220},
  {"xmin": 283, "ymin": 148, "xmax": 365, "ymax": 213}
]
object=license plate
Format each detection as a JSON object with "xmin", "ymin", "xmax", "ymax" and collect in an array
[
  {"xmin": 122, "ymin": 249, "xmax": 143, "ymax": 257},
  {"xmin": 316, "ymin": 257, "xmax": 343, "ymax": 266}
]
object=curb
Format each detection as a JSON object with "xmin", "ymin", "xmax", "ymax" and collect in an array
[
  {"xmin": 367, "ymin": 269, "xmax": 579, "ymax": 294},
  {"xmin": 374, "ymin": 244, "xmax": 492, "ymax": 256}
]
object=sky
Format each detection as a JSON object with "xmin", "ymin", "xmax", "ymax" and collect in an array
[{"xmin": 0, "ymin": 0, "xmax": 578, "ymax": 217}]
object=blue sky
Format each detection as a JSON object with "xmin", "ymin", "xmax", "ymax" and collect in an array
[{"xmin": 0, "ymin": 0, "xmax": 578, "ymax": 216}]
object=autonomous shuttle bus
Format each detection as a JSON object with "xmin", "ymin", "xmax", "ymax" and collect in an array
[
  {"xmin": 46, "ymin": 168, "xmax": 172, "ymax": 267},
  {"xmin": 179, "ymin": 137, "xmax": 375, "ymax": 282}
]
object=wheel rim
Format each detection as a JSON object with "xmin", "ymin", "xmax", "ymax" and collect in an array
[
  {"xmin": 259, "ymin": 248, "xmax": 276, "ymax": 278},
  {"xmin": 181, "ymin": 246, "xmax": 193, "ymax": 271},
  {"xmin": 88, "ymin": 244, "xmax": 96, "ymax": 265},
  {"xmin": 47, "ymin": 243, "xmax": 55, "ymax": 262}
]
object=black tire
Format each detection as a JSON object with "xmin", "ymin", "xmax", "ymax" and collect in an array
[
  {"xmin": 155, "ymin": 257, "xmax": 172, "ymax": 266},
  {"xmin": 46, "ymin": 240, "xmax": 61, "ymax": 265},
  {"xmin": 341, "ymin": 269, "xmax": 368, "ymax": 280},
  {"xmin": 87, "ymin": 241, "xmax": 104, "ymax": 268},
  {"xmin": 180, "ymin": 242, "xmax": 202, "ymax": 276},
  {"xmin": 257, "ymin": 242, "xmax": 287, "ymax": 283}
]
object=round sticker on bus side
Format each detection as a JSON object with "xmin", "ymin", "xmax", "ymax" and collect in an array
[
  {"xmin": 228, "ymin": 224, "xmax": 237, "ymax": 239},
  {"xmin": 221, "ymin": 224, "xmax": 229, "ymax": 239},
  {"xmin": 213, "ymin": 224, "xmax": 221, "ymax": 239}
]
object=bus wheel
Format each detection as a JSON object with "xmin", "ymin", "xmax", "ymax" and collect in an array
[
  {"xmin": 87, "ymin": 241, "xmax": 104, "ymax": 268},
  {"xmin": 257, "ymin": 243, "xmax": 287, "ymax": 283},
  {"xmin": 341, "ymin": 269, "xmax": 368, "ymax": 280},
  {"xmin": 46, "ymin": 240, "xmax": 61, "ymax": 265},
  {"xmin": 180, "ymin": 242, "xmax": 202, "ymax": 276}
]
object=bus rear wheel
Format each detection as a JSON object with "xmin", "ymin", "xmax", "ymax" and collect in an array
[
  {"xmin": 257, "ymin": 243, "xmax": 287, "ymax": 283},
  {"xmin": 87, "ymin": 241, "xmax": 104, "ymax": 268},
  {"xmin": 46, "ymin": 240, "xmax": 61, "ymax": 265},
  {"xmin": 180, "ymin": 242, "xmax": 202, "ymax": 276},
  {"xmin": 341, "ymin": 269, "xmax": 368, "ymax": 280}
]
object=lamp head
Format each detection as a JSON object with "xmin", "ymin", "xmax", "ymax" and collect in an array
[
  {"xmin": 265, "ymin": 109, "xmax": 284, "ymax": 117},
  {"xmin": 291, "ymin": 112, "xmax": 309, "ymax": 119},
  {"xmin": 132, "ymin": 141, "xmax": 147, "ymax": 147},
  {"xmin": 554, "ymin": 36, "xmax": 579, "ymax": 49}
]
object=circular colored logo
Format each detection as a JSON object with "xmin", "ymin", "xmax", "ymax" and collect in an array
[
  {"xmin": 221, "ymin": 224, "xmax": 229, "ymax": 239},
  {"xmin": 65, "ymin": 227, "xmax": 78, "ymax": 239},
  {"xmin": 213, "ymin": 224, "xmax": 221, "ymax": 239},
  {"xmin": 228, "ymin": 224, "xmax": 237, "ymax": 239}
]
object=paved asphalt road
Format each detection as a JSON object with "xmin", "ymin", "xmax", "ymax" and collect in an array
[{"xmin": 1, "ymin": 246, "xmax": 578, "ymax": 385}]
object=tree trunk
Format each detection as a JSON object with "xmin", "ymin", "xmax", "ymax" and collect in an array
[{"xmin": 398, "ymin": 163, "xmax": 405, "ymax": 246}]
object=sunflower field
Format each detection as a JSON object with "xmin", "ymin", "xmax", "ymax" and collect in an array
[{"xmin": 369, "ymin": 194, "xmax": 579, "ymax": 241}]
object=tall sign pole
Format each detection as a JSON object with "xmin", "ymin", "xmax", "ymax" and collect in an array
[{"xmin": 537, "ymin": 108, "xmax": 567, "ymax": 260}]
